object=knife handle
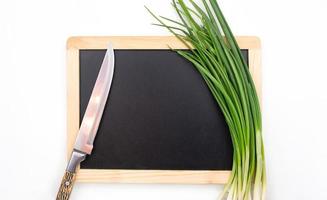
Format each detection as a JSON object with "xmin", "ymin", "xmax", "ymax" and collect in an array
[
  {"xmin": 56, "ymin": 171, "xmax": 76, "ymax": 200},
  {"xmin": 56, "ymin": 150, "xmax": 86, "ymax": 200}
]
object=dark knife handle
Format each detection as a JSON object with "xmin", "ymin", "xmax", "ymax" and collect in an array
[{"xmin": 56, "ymin": 171, "xmax": 76, "ymax": 200}]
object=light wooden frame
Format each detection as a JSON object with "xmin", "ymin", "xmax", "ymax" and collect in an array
[{"xmin": 67, "ymin": 36, "xmax": 261, "ymax": 184}]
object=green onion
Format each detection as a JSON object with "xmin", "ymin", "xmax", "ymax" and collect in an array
[{"xmin": 146, "ymin": 1, "xmax": 266, "ymax": 199}]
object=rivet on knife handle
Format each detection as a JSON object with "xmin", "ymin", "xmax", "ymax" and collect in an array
[{"xmin": 56, "ymin": 171, "xmax": 76, "ymax": 200}]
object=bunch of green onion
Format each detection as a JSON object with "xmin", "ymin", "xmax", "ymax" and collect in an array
[{"xmin": 146, "ymin": 0, "xmax": 266, "ymax": 199}]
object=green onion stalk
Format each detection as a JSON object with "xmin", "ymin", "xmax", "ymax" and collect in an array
[{"xmin": 146, "ymin": 0, "xmax": 266, "ymax": 199}]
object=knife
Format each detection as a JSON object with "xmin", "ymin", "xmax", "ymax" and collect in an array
[{"xmin": 56, "ymin": 44, "xmax": 115, "ymax": 200}]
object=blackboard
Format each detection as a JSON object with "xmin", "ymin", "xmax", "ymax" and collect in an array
[
  {"xmin": 79, "ymin": 49, "xmax": 248, "ymax": 170},
  {"xmin": 66, "ymin": 36, "xmax": 261, "ymax": 184}
]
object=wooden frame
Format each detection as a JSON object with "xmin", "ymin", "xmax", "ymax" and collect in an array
[{"xmin": 67, "ymin": 36, "xmax": 261, "ymax": 184}]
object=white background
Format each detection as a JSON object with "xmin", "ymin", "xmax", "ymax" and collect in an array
[{"xmin": 0, "ymin": 0, "xmax": 326, "ymax": 199}]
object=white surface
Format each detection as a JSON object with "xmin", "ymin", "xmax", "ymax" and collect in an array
[{"xmin": 0, "ymin": 0, "xmax": 326, "ymax": 199}]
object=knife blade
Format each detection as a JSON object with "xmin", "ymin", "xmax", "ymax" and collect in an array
[{"xmin": 56, "ymin": 44, "xmax": 115, "ymax": 200}]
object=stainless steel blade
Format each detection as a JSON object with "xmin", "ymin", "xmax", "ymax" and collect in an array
[{"xmin": 74, "ymin": 44, "xmax": 115, "ymax": 154}]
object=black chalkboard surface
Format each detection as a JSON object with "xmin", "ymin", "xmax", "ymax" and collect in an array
[{"xmin": 79, "ymin": 49, "xmax": 248, "ymax": 170}]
